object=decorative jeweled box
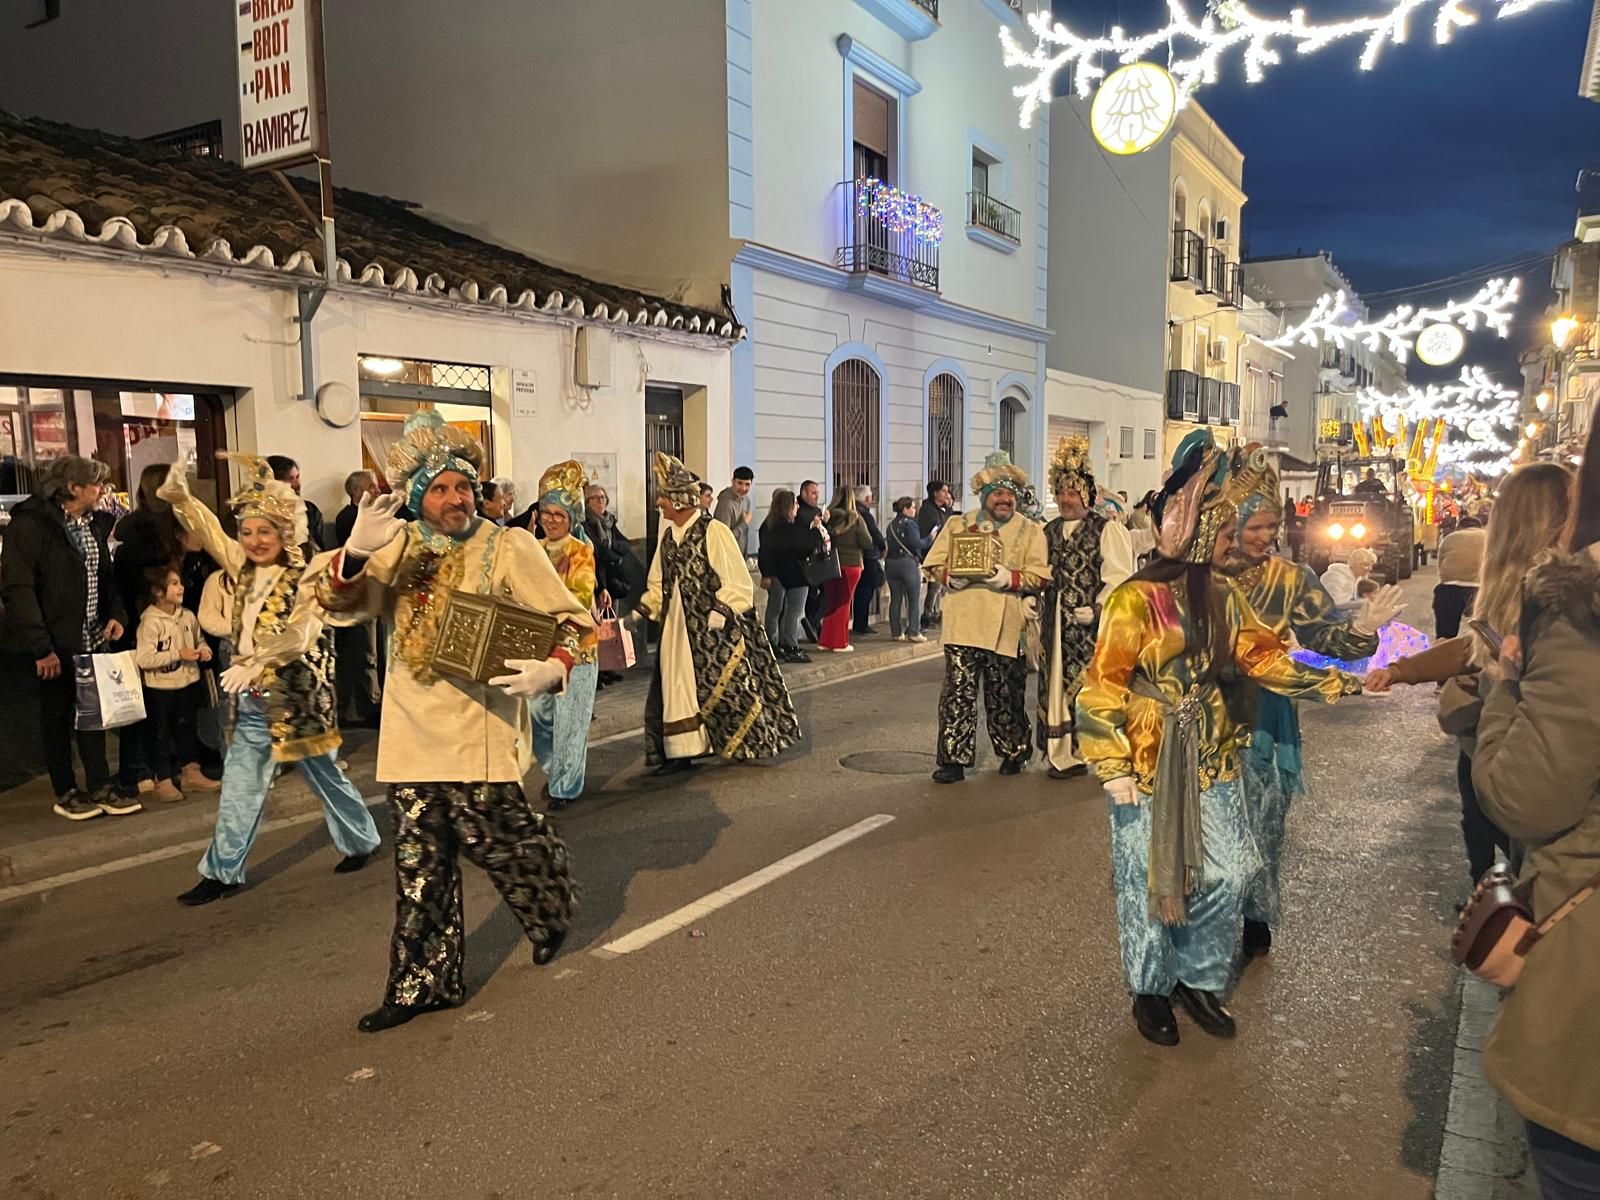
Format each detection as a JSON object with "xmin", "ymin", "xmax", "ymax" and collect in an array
[{"xmin": 431, "ymin": 591, "xmax": 560, "ymax": 684}]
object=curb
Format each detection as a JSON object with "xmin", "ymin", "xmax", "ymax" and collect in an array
[
  {"xmin": 1434, "ymin": 973, "xmax": 1537, "ymax": 1200},
  {"xmin": 0, "ymin": 638, "xmax": 943, "ymax": 896}
]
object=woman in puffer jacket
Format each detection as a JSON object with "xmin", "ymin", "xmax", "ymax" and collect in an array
[{"xmin": 1472, "ymin": 412, "xmax": 1600, "ymax": 1197}]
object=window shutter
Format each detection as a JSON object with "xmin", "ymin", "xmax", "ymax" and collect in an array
[{"xmin": 853, "ymin": 81, "xmax": 892, "ymax": 159}]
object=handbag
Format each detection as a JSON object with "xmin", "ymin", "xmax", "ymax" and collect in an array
[
  {"xmin": 803, "ymin": 545, "xmax": 841, "ymax": 587},
  {"xmin": 595, "ymin": 604, "xmax": 637, "ymax": 672},
  {"xmin": 73, "ymin": 650, "xmax": 147, "ymax": 731},
  {"xmin": 1452, "ymin": 862, "xmax": 1600, "ymax": 987},
  {"xmin": 1436, "ymin": 673, "xmax": 1483, "ymax": 738}
]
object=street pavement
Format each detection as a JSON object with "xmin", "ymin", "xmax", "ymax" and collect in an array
[{"xmin": 3, "ymin": 571, "xmax": 1477, "ymax": 1199}]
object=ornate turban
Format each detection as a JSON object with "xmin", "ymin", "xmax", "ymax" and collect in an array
[
  {"xmin": 537, "ymin": 459, "xmax": 589, "ymax": 537},
  {"xmin": 971, "ymin": 450, "xmax": 1029, "ymax": 504},
  {"xmin": 653, "ymin": 451, "xmax": 701, "ymax": 511},
  {"xmin": 1047, "ymin": 435, "xmax": 1097, "ymax": 505},
  {"xmin": 222, "ymin": 452, "xmax": 309, "ymax": 565},
  {"xmin": 1152, "ymin": 429, "xmax": 1234, "ymax": 564},
  {"xmin": 1229, "ymin": 442, "xmax": 1281, "ymax": 527},
  {"xmin": 386, "ymin": 409, "xmax": 486, "ymax": 513}
]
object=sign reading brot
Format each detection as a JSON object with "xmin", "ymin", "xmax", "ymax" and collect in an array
[{"xmin": 234, "ymin": 0, "xmax": 327, "ymax": 169}]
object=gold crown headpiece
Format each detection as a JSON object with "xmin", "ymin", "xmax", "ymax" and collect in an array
[
  {"xmin": 1047, "ymin": 435, "xmax": 1096, "ymax": 502},
  {"xmin": 653, "ymin": 451, "xmax": 701, "ymax": 510},
  {"xmin": 221, "ymin": 452, "xmax": 308, "ymax": 564}
]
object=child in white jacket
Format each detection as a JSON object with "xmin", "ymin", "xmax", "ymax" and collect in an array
[{"xmin": 134, "ymin": 568, "xmax": 216, "ymax": 802}]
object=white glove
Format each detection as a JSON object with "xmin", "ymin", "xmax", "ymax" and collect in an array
[
  {"xmin": 156, "ymin": 460, "xmax": 192, "ymax": 505},
  {"xmin": 708, "ymin": 611, "xmax": 727, "ymax": 632},
  {"xmin": 1104, "ymin": 776, "xmax": 1140, "ymax": 807},
  {"xmin": 489, "ymin": 657, "xmax": 565, "ymax": 698},
  {"xmin": 1071, "ymin": 605, "xmax": 1096, "ymax": 626},
  {"xmin": 1353, "ymin": 584, "xmax": 1405, "ymax": 635},
  {"xmin": 219, "ymin": 660, "xmax": 264, "ymax": 695},
  {"xmin": 1021, "ymin": 596, "xmax": 1041, "ymax": 620},
  {"xmin": 982, "ymin": 565, "xmax": 1013, "ymax": 591},
  {"xmin": 945, "ymin": 574, "xmax": 973, "ymax": 591},
  {"xmin": 345, "ymin": 493, "xmax": 406, "ymax": 558}
]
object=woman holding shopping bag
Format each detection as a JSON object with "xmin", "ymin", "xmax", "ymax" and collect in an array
[
  {"xmin": 530, "ymin": 461, "xmax": 602, "ymax": 811},
  {"xmin": 160, "ymin": 456, "xmax": 380, "ymax": 906}
]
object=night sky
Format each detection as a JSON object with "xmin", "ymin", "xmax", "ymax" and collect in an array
[{"xmin": 1048, "ymin": 0, "xmax": 1600, "ymax": 381}]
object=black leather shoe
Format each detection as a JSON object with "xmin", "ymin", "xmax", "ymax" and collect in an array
[
  {"xmin": 787, "ymin": 648, "xmax": 812, "ymax": 664},
  {"xmin": 532, "ymin": 928, "xmax": 568, "ymax": 967},
  {"xmin": 177, "ymin": 877, "xmax": 240, "ymax": 906},
  {"xmin": 356, "ymin": 999, "xmax": 454, "ymax": 1034},
  {"xmin": 652, "ymin": 759, "xmax": 697, "ymax": 777},
  {"xmin": 998, "ymin": 755, "xmax": 1028, "ymax": 776},
  {"xmin": 1242, "ymin": 919, "xmax": 1273, "ymax": 959},
  {"xmin": 1046, "ymin": 764, "xmax": 1090, "ymax": 780},
  {"xmin": 931, "ymin": 764, "xmax": 965, "ymax": 784},
  {"xmin": 1133, "ymin": 994, "xmax": 1179, "ymax": 1046},
  {"xmin": 334, "ymin": 852, "xmax": 372, "ymax": 874},
  {"xmin": 1172, "ymin": 983, "xmax": 1237, "ymax": 1039}
]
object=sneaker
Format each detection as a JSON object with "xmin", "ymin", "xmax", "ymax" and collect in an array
[
  {"xmin": 908, "ymin": 634, "xmax": 929, "ymax": 644},
  {"xmin": 96, "ymin": 787, "xmax": 143, "ymax": 816},
  {"xmin": 52, "ymin": 789, "xmax": 104, "ymax": 821},
  {"xmin": 833, "ymin": 645, "xmax": 856, "ymax": 654}
]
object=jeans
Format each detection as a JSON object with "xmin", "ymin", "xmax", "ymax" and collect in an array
[
  {"xmin": 198, "ymin": 698, "xmax": 379, "ymax": 884},
  {"xmin": 1434, "ymin": 583, "xmax": 1475, "ymax": 639},
  {"xmin": 764, "ymin": 582, "xmax": 808, "ymax": 649},
  {"xmin": 820, "ymin": 567, "xmax": 862, "ymax": 649},
  {"xmin": 1527, "ymin": 1122, "xmax": 1600, "ymax": 1199},
  {"xmin": 885, "ymin": 558, "xmax": 922, "ymax": 638},
  {"xmin": 531, "ymin": 661, "xmax": 598, "ymax": 801},
  {"xmin": 37, "ymin": 668, "xmax": 109, "ymax": 797},
  {"xmin": 1458, "ymin": 750, "xmax": 1508, "ymax": 885},
  {"xmin": 852, "ymin": 557, "xmax": 884, "ymax": 632}
]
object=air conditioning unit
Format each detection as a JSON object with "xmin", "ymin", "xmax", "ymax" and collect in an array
[
  {"xmin": 1209, "ymin": 339, "xmax": 1228, "ymax": 363},
  {"xmin": 574, "ymin": 326, "xmax": 613, "ymax": 389}
]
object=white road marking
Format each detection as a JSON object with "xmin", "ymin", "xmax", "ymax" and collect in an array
[
  {"xmin": 0, "ymin": 796, "xmax": 386, "ymax": 905},
  {"xmin": 591, "ymin": 813, "xmax": 895, "ymax": 958}
]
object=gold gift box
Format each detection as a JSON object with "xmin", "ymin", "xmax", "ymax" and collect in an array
[
  {"xmin": 431, "ymin": 591, "xmax": 560, "ymax": 684},
  {"xmin": 947, "ymin": 528, "xmax": 998, "ymax": 578}
]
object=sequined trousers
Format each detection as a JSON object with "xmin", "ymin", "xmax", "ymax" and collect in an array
[
  {"xmin": 1108, "ymin": 778, "xmax": 1260, "ymax": 996},
  {"xmin": 936, "ymin": 646, "xmax": 1031, "ymax": 767},
  {"xmin": 384, "ymin": 782, "xmax": 577, "ymax": 1008}
]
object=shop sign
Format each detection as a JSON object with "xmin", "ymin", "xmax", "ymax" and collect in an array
[{"xmin": 235, "ymin": 0, "xmax": 329, "ymax": 169}]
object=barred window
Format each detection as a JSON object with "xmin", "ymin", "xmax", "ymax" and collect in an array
[
  {"xmin": 927, "ymin": 373, "xmax": 964, "ymax": 497},
  {"xmin": 831, "ymin": 358, "xmax": 881, "ymax": 495},
  {"xmin": 998, "ymin": 395, "xmax": 1022, "ymax": 459}
]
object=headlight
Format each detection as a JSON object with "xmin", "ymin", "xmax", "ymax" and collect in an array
[
  {"xmin": 1351, "ymin": 522, "xmax": 1367, "ymax": 539},
  {"xmin": 1328, "ymin": 523, "xmax": 1345, "ymax": 540}
]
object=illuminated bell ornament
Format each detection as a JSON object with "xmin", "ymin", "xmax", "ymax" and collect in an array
[
  {"xmin": 1090, "ymin": 62, "xmax": 1178, "ymax": 156},
  {"xmin": 1415, "ymin": 323, "xmax": 1467, "ymax": 367}
]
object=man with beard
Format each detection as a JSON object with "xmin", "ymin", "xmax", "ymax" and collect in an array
[
  {"xmin": 318, "ymin": 410, "xmax": 592, "ymax": 1033},
  {"xmin": 1222, "ymin": 444, "xmax": 1401, "ymax": 958},
  {"xmin": 1037, "ymin": 437, "xmax": 1135, "ymax": 780},
  {"xmin": 922, "ymin": 453, "xmax": 1050, "ymax": 784}
]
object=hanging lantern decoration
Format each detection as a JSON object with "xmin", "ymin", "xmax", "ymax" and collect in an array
[
  {"xmin": 856, "ymin": 178, "xmax": 944, "ymax": 246},
  {"xmin": 1090, "ymin": 62, "xmax": 1178, "ymax": 155}
]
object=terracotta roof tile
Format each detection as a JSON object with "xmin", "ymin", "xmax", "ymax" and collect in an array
[{"xmin": 0, "ymin": 111, "xmax": 742, "ymax": 340}]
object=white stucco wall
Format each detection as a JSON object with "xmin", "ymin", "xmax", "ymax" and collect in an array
[
  {"xmin": 1044, "ymin": 368, "xmax": 1165, "ymax": 501},
  {"xmin": 0, "ymin": 245, "xmax": 730, "ymax": 533}
]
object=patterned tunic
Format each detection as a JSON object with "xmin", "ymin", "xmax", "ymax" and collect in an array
[{"xmin": 1036, "ymin": 510, "xmax": 1107, "ymax": 744}]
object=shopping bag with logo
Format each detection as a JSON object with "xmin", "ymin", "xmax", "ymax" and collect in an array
[
  {"xmin": 596, "ymin": 604, "xmax": 637, "ymax": 672},
  {"xmin": 73, "ymin": 650, "xmax": 147, "ymax": 731}
]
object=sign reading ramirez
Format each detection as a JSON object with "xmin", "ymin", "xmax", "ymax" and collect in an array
[{"xmin": 234, "ymin": 0, "xmax": 327, "ymax": 170}]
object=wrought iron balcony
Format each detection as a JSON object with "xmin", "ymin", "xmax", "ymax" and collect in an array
[
  {"xmin": 838, "ymin": 177, "xmax": 941, "ymax": 293},
  {"xmin": 1170, "ymin": 227, "xmax": 1205, "ymax": 287},
  {"xmin": 1166, "ymin": 369, "xmax": 1202, "ymax": 421},
  {"xmin": 1200, "ymin": 376, "xmax": 1224, "ymax": 422},
  {"xmin": 1216, "ymin": 259, "xmax": 1242, "ymax": 308},
  {"xmin": 967, "ymin": 191, "xmax": 1022, "ymax": 243}
]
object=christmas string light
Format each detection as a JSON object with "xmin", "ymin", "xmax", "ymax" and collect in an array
[
  {"xmin": 1356, "ymin": 366, "xmax": 1520, "ymax": 431},
  {"xmin": 856, "ymin": 178, "xmax": 944, "ymax": 246},
  {"xmin": 1268, "ymin": 277, "xmax": 1520, "ymax": 363},
  {"xmin": 1000, "ymin": 0, "xmax": 1557, "ymax": 129}
]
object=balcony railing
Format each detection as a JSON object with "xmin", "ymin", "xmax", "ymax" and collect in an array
[
  {"xmin": 838, "ymin": 178, "xmax": 941, "ymax": 293},
  {"xmin": 912, "ymin": 0, "xmax": 939, "ymax": 15},
  {"xmin": 1217, "ymin": 260, "xmax": 1243, "ymax": 308},
  {"xmin": 967, "ymin": 191, "xmax": 1022, "ymax": 243},
  {"xmin": 1200, "ymin": 376, "xmax": 1223, "ymax": 422},
  {"xmin": 1166, "ymin": 369, "xmax": 1202, "ymax": 421},
  {"xmin": 1171, "ymin": 227, "xmax": 1205, "ymax": 287},
  {"xmin": 1220, "ymin": 380, "xmax": 1240, "ymax": 423}
]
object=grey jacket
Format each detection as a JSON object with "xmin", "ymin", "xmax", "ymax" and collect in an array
[{"xmin": 713, "ymin": 486, "xmax": 753, "ymax": 556}]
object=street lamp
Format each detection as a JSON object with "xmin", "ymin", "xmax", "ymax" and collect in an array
[{"xmin": 1553, "ymin": 315, "xmax": 1580, "ymax": 351}]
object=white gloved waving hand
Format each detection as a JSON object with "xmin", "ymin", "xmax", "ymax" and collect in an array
[
  {"xmin": 345, "ymin": 493, "xmax": 407, "ymax": 559},
  {"xmin": 219, "ymin": 660, "xmax": 264, "ymax": 695},
  {"xmin": 1104, "ymin": 776, "xmax": 1140, "ymax": 807},
  {"xmin": 1353, "ymin": 584, "xmax": 1405, "ymax": 635},
  {"xmin": 489, "ymin": 657, "xmax": 565, "ymax": 698}
]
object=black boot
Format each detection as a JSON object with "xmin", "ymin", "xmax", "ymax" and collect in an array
[
  {"xmin": 1133, "ymin": 994, "xmax": 1179, "ymax": 1046},
  {"xmin": 1046, "ymin": 764, "xmax": 1089, "ymax": 780},
  {"xmin": 177, "ymin": 877, "xmax": 240, "ymax": 906},
  {"xmin": 931, "ymin": 763, "xmax": 965, "ymax": 784},
  {"xmin": 652, "ymin": 758, "xmax": 697, "ymax": 778},
  {"xmin": 998, "ymin": 754, "xmax": 1029, "ymax": 776},
  {"xmin": 334, "ymin": 852, "xmax": 373, "ymax": 874},
  {"xmin": 532, "ymin": 927, "xmax": 569, "ymax": 967},
  {"xmin": 786, "ymin": 646, "xmax": 812, "ymax": 664},
  {"xmin": 1242, "ymin": 919, "xmax": 1273, "ymax": 959},
  {"xmin": 356, "ymin": 999, "xmax": 455, "ymax": 1034},
  {"xmin": 1172, "ymin": 983, "xmax": 1237, "ymax": 1039}
]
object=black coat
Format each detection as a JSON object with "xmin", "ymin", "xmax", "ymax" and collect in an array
[
  {"xmin": 759, "ymin": 518, "xmax": 823, "ymax": 590},
  {"xmin": 0, "ymin": 495, "xmax": 125, "ymax": 660},
  {"xmin": 584, "ymin": 513, "xmax": 644, "ymax": 603},
  {"xmin": 304, "ymin": 499, "xmax": 328, "ymax": 551},
  {"xmin": 917, "ymin": 499, "xmax": 953, "ymax": 539},
  {"xmin": 856, "ymin": 502, "xmax": 886, "ymax": 561},
  {"xmin": 795, "ymin": 500, "xmax": 823, "ymax": 530}
]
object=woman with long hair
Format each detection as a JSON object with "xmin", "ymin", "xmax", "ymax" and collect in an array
[
  {"xmin": 1471, "ymin": 415, "xmax": 1600, "ymax": 1192},
  {"xmin": 820, "ymin": 484, "xmax": 871, "ymax": 652},
  {"xmin": 758, "ymin": 488, "xmax": 824, "ymax": 663},
  {"xmin": 1365, "ymin": 462, "xmax": 1573, "ymax": 886},
  {"xmin": 1077, "ymin": 432, "xmax": 1360, "ymax": 1047}
]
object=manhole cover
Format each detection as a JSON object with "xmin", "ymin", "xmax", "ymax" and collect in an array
[{"xmin": 839, "ymin": 751, "xmax": 937, "ymax": 775}]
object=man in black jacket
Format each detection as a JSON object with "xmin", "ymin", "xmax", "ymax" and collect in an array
[
  {"xmin": 916, "ymin": 480, "xmax": 955, "ymax": 632},
  {"xmin": 852, "ymin": 485, "xmax": 887, "ymax": 636},
  {"xmin": 794, "ymin": 479, "xmax": 825, "ymax": 639},
  {"xmin": 0, "ymin": 456, "xmax": 138, "ymax": 821}
]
